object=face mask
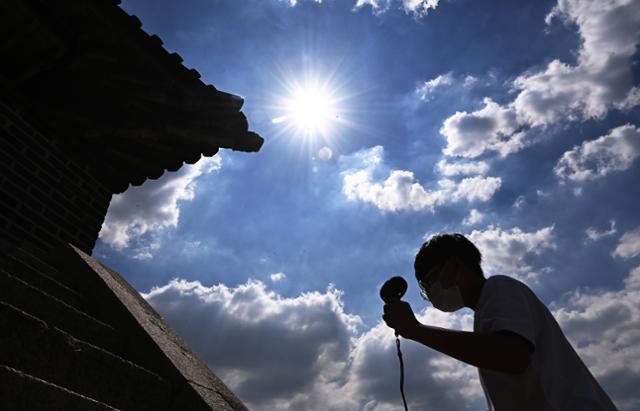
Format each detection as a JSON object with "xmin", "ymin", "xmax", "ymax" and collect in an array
[{"xmin": 426, "ymin": 280, "xmax": 465, "ymax": 312}]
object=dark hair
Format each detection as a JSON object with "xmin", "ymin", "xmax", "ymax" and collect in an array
[{"xmin": 414, "ymin": 233, "xmax": 483, "ymax": 280}]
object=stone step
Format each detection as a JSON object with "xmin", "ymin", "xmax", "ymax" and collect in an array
[
  {"xmin": 0, "ymin": 364, "xmax": 117, "ymax": 411},
  {"xmin": 1, "ymin": 251, "xmax": 84, "ymax": 309},
  {"xmin": 0, "ymin": 269, "xmax": 123, "ymax": 353},
  {"xmin": 6, "ymin": 244, "xmax": 78, "ymax": 289},
  {"xmin": 0, "ymin": 302, "xmax": 172, "ymax": 411}
]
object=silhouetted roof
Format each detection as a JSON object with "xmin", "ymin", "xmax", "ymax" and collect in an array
[{"xmin": 0, "ymin": 0, "xmax": 263, "ymax": 193}]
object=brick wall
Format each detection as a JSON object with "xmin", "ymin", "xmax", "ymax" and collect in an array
[{"xmin": 0, "ymin": 98, "xmax": 113, "ymax": 254}]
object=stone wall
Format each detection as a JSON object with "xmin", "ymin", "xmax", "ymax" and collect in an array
[{"xmin": 0, "ymin": 98, "xmax": 112, "ymax": 254}]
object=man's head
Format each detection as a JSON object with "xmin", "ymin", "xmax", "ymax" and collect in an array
[{"xmin": 414, "ymin": 233, "xmax": 485, "ymax": 311}]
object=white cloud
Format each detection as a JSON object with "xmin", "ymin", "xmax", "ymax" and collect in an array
[
  {"xmin": 142, "ymin": 272, "xmax": 639, "ymax": 410},
  {"xmin": 463, "ymin": 75, "xmax": 478, "ymax": 88},
  {"xmin": 585, "ymin": 220, "xmax": 617, "ymax": 243},
  {"xmin": 613, "ymin": 227, "xmax": 640, "ymax": 259},
  {"xmin": 436, "ymin": 159, "xmax": 489, "ymax": 176},
  {"xmin": 143, "ymin": 279, "xmax": 362, "ymax": 410},
  {"xmin": 463, "ymin": 209, "xmax": 485, "ymax": 226},
  {"xmin": 353, "ymin": 0, "xmax": 386, "ymax": 13},
  {"xmin": 467, "ymin": 225, "xmax": 556, "ymax": 280},
  {"xmin": 143, "ymin": 278, "xmax": 484, "ymax": 410},
  {"xmin": 99, "ymin": 156, "xmax": 222, "ymax": 253},
  {"xmin": 554, "ymin": 124, "xmax": 640, "ymax": 181},
  {"xmin": 416, "ymin": 72, "xmax": 453, "ymax": 101},
  {"xmin": 341, "ymin": 146, "xmax": 501, "ymax": 212},
  {"xmin": 282, "ymin": 0, "xmax": 322, "ymax": 6},
  {"xmin": 181, "ymin": 240, "xmax": 206, "ymax": 257},
  {"xmin": 625, "ymin": 265, "xmax": 640, "ymax": 290},
  {"xmin": 343, "ymin": 169, "xmax": 447, "ymax": 212},
  {"xmin": 270, "ymin": 272, "xmax": 286, "ymax": 282},
  {"xmin": 344, "ymin": 309, "xmax": 482, "ymax": 410},
  {"xmin": 513, "ymin": 195, "xmax": 526, "ymax": 209},
  {"xmin": 440, "ymin": 98, "xmax": 522, "ymax": 158},
  {"xmin": 401, "ymin": 0, "xmax": 439, "ymax": 17},
  {"xmin": 439, "ymin": 0, "xmax": 640, "ymax": 159},
  {"xmin": 451, "ymin": 176, "xmax": 502, "ymax": 202},
  {"xmin": 515, "ymin": 0, "xmax": 640, "ymax": 127},
  {"xmin": 354, "ymin": 0, "xmax": 439, "ymax": 17},
  {"xmin": 130, "ymin": 234, "xmax": 161, "ymax": 260},
  {"xmin": 552, "ymin": 266, "xmax": 640, "ymax": 411},
  {"xmin": 402, "ymin": 0, "xmax": 440, "ymax": 17}
]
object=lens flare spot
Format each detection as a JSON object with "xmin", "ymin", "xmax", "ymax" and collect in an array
[{"xmin": 318, "ymin": 146, "xmax": 333, "ymax": 161}]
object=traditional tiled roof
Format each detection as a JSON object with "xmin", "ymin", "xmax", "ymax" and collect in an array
[{"xmin": 0, "ymin": 0, "xmax": 263, "ymax": 193}]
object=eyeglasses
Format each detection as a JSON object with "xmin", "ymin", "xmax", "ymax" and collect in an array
[{"xmin": 418, "ymin": 264, "xmax": 442, "ymax": 301}]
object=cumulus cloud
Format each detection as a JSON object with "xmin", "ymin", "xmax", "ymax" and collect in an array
[
  {"xmin": 554, "ymin": 124, "xmax": 640, "ymax": 181},
  {"xmin": 270, "ymin": 272, "xmax": 286, "ymax": 282},
  {"xmin": 141, "ymin": 271, "xmax": 639, "ymax": 410},
  {"xmin": 467, "ymin": 225, "xmax": 556, "ymax": 280},
  {"xmin": 345, "ymin": 309, "xmax": 482, "ymax": 411},
  {"xmin": 516, "ymin": 0, "xmax": 640, "ymax": 126},
  {"xmin": 343, "ymin": 168, "xmax": 446, "ymax": 212},
  {"xmin": 439, "ymin": 0, "xmax": 640, "ymax": 159},
  {"xmin": 625, "ymin": 265, "xmax": 640, "ymax": 290},
  {"xmin": 463, "ymin": 75, "xmax": 478, "ymax": 88},
  {"xmin": 354, "ymin": 0, "xmax": 440, "ymax": 17},
  {"xmin": 440, "ymin": 98, "xmax": 524, "ymax": 158},
  {"xmin": 281, "ymin": 0, "xmax": 321, "ymax": 6},
  {"xmin": 129, "ymin": 235, "xmax": 161, "ymax": 261},
  {"xmin": 416, "ymin": 72, "xmax": 453, "ymax": 101},
  {"xmin": 613, "ymin": 227, "xmax": 640, "ymax": 259},
  {"xmin": 462, "ymin": 209, "xmax": 485, "ymax": 226},
  {"xmin": 552, "ymin": 265, "xmax": 640, "ymax": 411},
  {"xmin": 341, "ymin": 146, "xmax": 501, "ymax": 212},
  {"xmin": 436, "ymin": 159, "xmax": 489, "ymax": 176},
  {"xmin": 450, "ymin": 176, "xmax": 502, "ymax": 202},
  {"xmin": 512, "ymin": 195, "xmax": 526, "ymax": 209},
  {"xmin": 99, "ymin": 156, "xmax": 221, "ymax": 253},
  {"xmin": 143, "ymin": 278, "xmax": 483, "ymax": 410},
  {"xmin": 585, "ymin": 220, "xmax": 617, "ymax": 243},
  {"xmin": 143, "ymin": 279, "xmax": 362, "ymax": 410}
]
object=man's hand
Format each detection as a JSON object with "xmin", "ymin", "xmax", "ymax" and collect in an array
[{"xmin": 382, "ymin": 301, "xmax": 421, "ymax": 339}]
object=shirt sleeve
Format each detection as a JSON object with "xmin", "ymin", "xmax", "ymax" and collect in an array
[{"xmin": 475, "ymin": 277, "xmax": 537, "ymax": 350}]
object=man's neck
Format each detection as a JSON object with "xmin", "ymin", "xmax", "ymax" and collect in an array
[{"xmin": 466, "ymin": 277, "xmax": 486, "ymax": 311}]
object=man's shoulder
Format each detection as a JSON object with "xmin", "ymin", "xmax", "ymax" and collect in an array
[
  {"xmin": 479, "ymin": 275, "xmax": 536, "ymax": 306},
  {"xmin": 475, "ymin": 275, "xmax": 543, "ymax": 331},
  {"xmin": 485, "ymin": 274, "xmax": 528, "ymax": 289}
]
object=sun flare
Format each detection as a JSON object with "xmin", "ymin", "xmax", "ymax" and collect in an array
[
  {"xmin": 272, "ymin": 77, "xmax": 343, "ymax": 140},
  {"xmin": 288, "ymin": 84, "xmax": 336, "ymax": 131}
]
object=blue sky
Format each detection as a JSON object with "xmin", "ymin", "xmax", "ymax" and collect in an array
[{"xmin": 93, "ymin": 0, "xmax": 640, "ymax": 409}]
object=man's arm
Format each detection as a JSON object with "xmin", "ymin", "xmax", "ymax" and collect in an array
[{"xmin": 384, "ymin": 301, "xmax": 532, "ymax": 374}]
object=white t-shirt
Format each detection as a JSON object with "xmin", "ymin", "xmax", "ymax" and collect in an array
[{"xmin": 473, "ymin": 275, "xmax": 617, "ymax": 411}]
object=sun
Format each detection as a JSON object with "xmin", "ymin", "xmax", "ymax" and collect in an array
[
  {"xmin": 272, "ymin": 77, "xmax": 342, "ymax": 140},
  {"xmin": 288, "ymin": 83, "xmax": 337, "ymax": 132}
]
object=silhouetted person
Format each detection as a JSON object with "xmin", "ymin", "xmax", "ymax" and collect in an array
[{"xmin": 383, "ymin": 233, "xmax": 617, "ymax": 411}]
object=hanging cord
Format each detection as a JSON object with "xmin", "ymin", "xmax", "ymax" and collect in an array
[{"xmin": 396, "ymin": 335, "xmax": 409, "ymax": 411}]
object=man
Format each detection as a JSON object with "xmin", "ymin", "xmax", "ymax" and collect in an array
[{"xmin": 383, "ymin": 233, "xmax": 617, "ymax": 410}]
